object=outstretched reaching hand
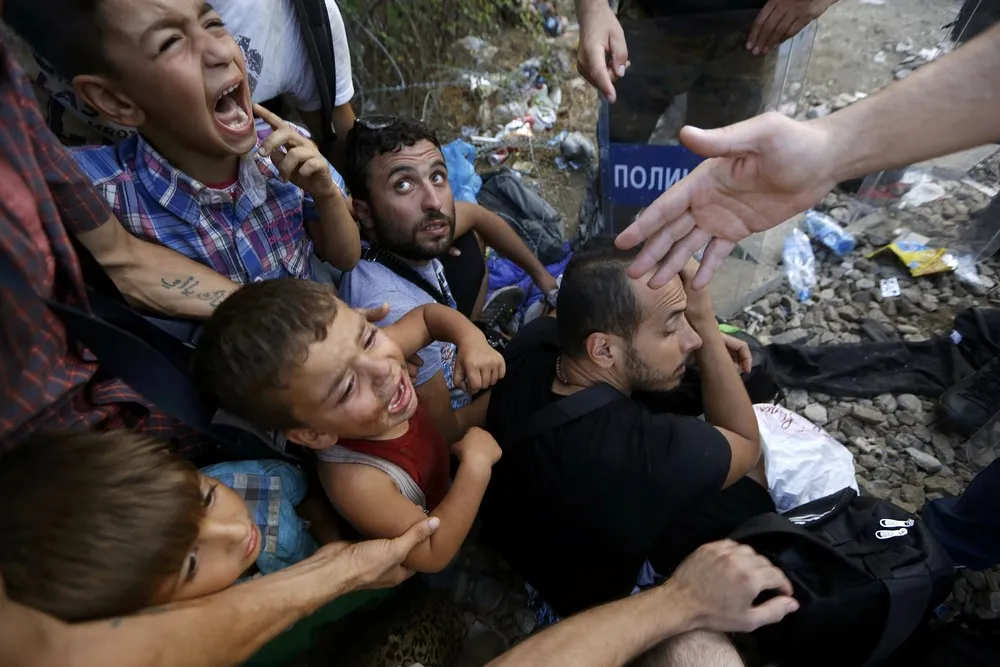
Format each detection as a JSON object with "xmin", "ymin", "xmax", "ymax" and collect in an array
[{"xmin": 615, "ymin": 112, "xmax": 839, "ymax": 290}]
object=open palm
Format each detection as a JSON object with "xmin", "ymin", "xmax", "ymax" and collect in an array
[{"xmin": 617, "ymin": 112, "xmax": 839, "ymax": 289}]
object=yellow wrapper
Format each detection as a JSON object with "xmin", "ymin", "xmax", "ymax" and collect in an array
[{"xmin": 866, "ymin": 233, "xmax": 957, "ymax": 277}]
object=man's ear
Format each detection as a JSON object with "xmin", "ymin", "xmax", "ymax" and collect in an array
[
  {"xmin": 285, "ymin": 427, "xmax": 337, "ymax": 450},
  {"xmin": 73, "ymin": 75, "xmax": 145, "ymax": 128},
  {"xmin": 353, "ymin": 199, "xmax": 374, "ymax": 231},
  {"xmin": 584, "ymin": 332, "xmax": 618, "ymax": 370}
]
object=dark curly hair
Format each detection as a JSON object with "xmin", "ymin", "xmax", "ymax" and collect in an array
[{"xmin": 344, "ymin": 116, "xmax": 442, "ymax": 202}]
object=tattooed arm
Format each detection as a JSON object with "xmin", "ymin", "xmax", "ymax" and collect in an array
[{"xmin": 74, "ymin": 216, "xmax": 238, "ymax": 319}]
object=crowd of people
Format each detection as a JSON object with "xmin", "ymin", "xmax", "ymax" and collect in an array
[{"xmin": 0, "ymin": 0, "xmax": 998, "ymax": 665}]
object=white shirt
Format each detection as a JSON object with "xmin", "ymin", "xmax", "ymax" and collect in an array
[{"xmin": 214, "ymin": 0, "xmax": 355, "ymax": 110}]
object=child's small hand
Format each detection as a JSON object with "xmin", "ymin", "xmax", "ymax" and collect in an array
[
  {"xmin": 454, "ymin": 342, "xmax": 506, "ymax": 394},
  {"xmin": 451, "ymin": 427, "xmax": 502, "ymax": 471},
  {"xmin": 254, "ymin": 103, "xmax": 340, "ymax": 200}
]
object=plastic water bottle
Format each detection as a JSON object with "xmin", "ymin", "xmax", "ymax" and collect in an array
[
  {"xmin": 804, "ymin": 210, "xmax": 856, "ymax": 256},
  {"xmin": 783, "ymin": 228, "xmax": 817, "ymax": 302}
]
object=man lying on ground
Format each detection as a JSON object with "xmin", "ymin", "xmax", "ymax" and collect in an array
[
  {"xmin": 481, "ymin": 239, "xmax": 772, "ymax": 618},
  {"xmin": 5, "ymin": 0, "xmax": 361, "ymax": 286},
  {"xmin": 341, "ymin": 116, "xmax": 561, "ymax": 442},
  {"xmin": 194, "ymin": 278, "xmax": 505, "ymax": 573}
]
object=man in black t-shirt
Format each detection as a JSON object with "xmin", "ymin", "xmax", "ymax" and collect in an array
[
  {"xmin": 481, "ymin": 240, "xmax": 774, "ymax": 617},
  {"xmin": 576, "ymin": 0, "xmax": 839, "ymax": 143}
]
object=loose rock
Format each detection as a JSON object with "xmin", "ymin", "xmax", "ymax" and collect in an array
[
  {"xmin": 851, "ymin": 405, "xmax": 886, "ymax": 425},
  {"xmin": 905, "ymin": 448, "xmax": 943, "ymax": 474},
  {"xmin": 858, "ymin": 454, "xmax": 879, "ymax": 471},
  {"xmin": 931, "ymin": 434, "xmax": 956, "ymax": 465},
  {"xmin": 859, "ymin": 477, "xmax": 893, "ymax": 500},
  {"xmin": 770, "ymin": 329, "xmax": 809, "ymax": 345},
  {"xmin": 924, "ymin": 475, "xmax": 962, "ymax": 496},
  {"xmin": 900, "ymin": 484, "xmax": 926, "ymax": 506},
  {"xmin": 851, "ymin": 436, "xmax": 881, "ymax": 454},
  {"xmin": 785, "ymin": 388, "xmax": 810, "ymax": 411},
  {"xmin": 897, "ymin": 394, "xmax": 923, "ymax": 415},
  {"xmin": 874, "ymin": 394, "xmax": 897, "ymax": 414},
  {"xmin": 804, "ymin": 404, "xmax": 829, "ymax": 426},
  {"xmin": 894, "ymin": 499, "xmax": 918, "ymax": 514}
]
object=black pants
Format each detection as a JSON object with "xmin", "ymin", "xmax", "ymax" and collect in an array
[
  {"xmin": 923, "ymin": 456, "xmax": 1000, "ymax": 571},
  {"xmin": 438, "ymin": 231, "xmax": 485, "ymax": 318}
]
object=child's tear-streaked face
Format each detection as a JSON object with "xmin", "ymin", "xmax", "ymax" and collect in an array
[{"xmin": 281, "ymin": 303, "xmax": 418, "ymax": 449}]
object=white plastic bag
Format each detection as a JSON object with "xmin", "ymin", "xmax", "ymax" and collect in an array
[{"xmin": 754, "ymin": 404, "xmax": 859, "ymax": 513}]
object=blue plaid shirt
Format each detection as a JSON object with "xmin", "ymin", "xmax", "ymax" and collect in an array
[
  {"xmin": 72, "ymin": 119, "xmax": 346, "ymax": 284},
  {"xmin": 200, "ymin": 459, "xmax": 318, "ymax": 575}
]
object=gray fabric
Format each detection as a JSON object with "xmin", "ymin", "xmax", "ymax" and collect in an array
[{"xmin": 477, "ymin": 167, "xmax": 565, "ymax": 264}]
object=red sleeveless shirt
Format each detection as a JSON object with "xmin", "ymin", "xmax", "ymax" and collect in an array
[{"xmin": 336, "ymin": 405, "xmax": 450, "ymax": 510}]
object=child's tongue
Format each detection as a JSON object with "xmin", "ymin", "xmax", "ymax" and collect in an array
[{"xmin": 214, "ymin": 93, "xmax": 247, "ymax": 129}]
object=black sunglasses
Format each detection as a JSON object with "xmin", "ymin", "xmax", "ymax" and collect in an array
[{"xmin": 354, "ymin": 115, "xmax": 399, "ymax": 131}]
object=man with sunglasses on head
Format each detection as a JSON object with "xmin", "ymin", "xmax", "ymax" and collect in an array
[{"xmin": 340, "ymin": 115, "xmax": 561, "ymax": 443}]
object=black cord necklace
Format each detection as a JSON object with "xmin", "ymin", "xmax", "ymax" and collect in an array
[{"xmin": 362, "ymin": 242, "xmax": 450, "ymax": 306}]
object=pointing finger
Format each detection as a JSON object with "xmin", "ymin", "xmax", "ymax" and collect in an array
[{"xmin": 252, "ymin": 103, "xmax": 285, "ymax": 130}]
